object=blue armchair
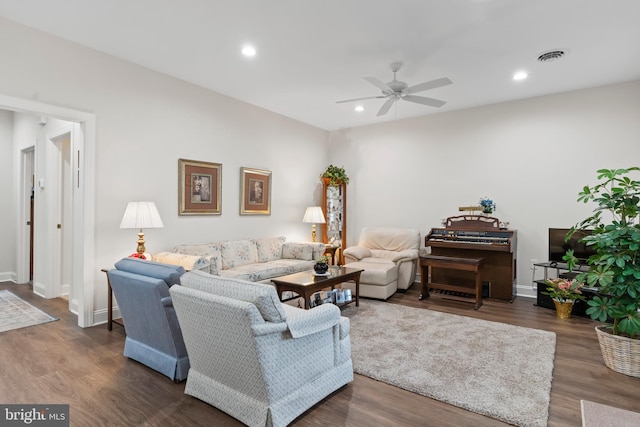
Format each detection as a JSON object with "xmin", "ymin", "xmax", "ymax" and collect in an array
[{"xmin": 107, "ymin": 257, "xmax": 189, "ymax": 382}]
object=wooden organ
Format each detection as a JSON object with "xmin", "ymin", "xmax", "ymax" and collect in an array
[{"xmin": 424, "ymin": 215, "xmax": 517, "ymax": 301}]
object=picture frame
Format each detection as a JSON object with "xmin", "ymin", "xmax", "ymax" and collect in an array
[
  {"xmin": 178, "ymin": 158, "xmax": 222, "ymax": 215},
  {"xmin": 240, "ymin": 167, "xmax": 271, "ymax": 215}
]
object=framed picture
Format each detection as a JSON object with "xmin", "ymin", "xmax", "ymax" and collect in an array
[
  {"xmin": 178, "ymin": 158, "xmax": 221, "ymax": 215},
  {"xmin": 240, "ymin": 167, "xmax": 271, "ymax": 215}
]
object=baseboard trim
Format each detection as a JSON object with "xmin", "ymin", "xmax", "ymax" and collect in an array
[{"xmin": 0, "ymin": 272, "xmax": 17, "ymax": 282}]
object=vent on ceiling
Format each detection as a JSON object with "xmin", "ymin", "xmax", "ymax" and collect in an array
[{"xmin": 537, "ymin": 50, "xmax": 566, "ymax": 62}]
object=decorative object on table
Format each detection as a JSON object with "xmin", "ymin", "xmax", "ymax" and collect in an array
[
  {"xmin": 120, "ymin": 201, "xmax": 164, "ymax": 257},
  {"xmin": 302, "ymin": 206, "xmax": 326, "ymax": 242},
  {"xmin": 240, "ymin": 167, "xmax": 272, "ymax": 215},
  {"xmin": 541, "ymin": 277, "xmax": 586, "ymax": 319},
  {"xmin": 564, "ymin": 167, "xmax": 640, "ymax": 377},
  {"xmin": 313, "ymin": 255, "xmax": 330, "ymax": 275},
  {"xmin": 178, "ymin": 158, "xmax": 222, "ymax": 215},
  {"xmin": 320, "ymin": 164, "xmax": 349, "ymax": 186},
  {"xmin": 129, "ymin": 253, "xmax": 147, "ymax": 260},
  {"xmin": 479, "ymin": 196, "xmax": 496, "ymax": 214}
]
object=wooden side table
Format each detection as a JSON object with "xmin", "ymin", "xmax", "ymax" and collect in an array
[{"xmin": 101, "ymin": 268, "xmax": 124, "ymax": 331}]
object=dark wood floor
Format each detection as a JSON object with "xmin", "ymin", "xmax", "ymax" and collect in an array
[{"xmin": 1, "ymin": 281, "xmax": 638, "ymax": 427}]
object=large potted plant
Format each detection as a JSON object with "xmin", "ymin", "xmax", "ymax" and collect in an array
[
  {"xmin": 320, "ymin": 165, "xmax": 349, "ymax": 186},
  {"xmin": 565, "ymin": 167, "xmax": 640, "ymax": 377}
]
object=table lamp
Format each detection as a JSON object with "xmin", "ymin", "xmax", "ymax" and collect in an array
[
  {"xmin": 120, "ymin": 201, "xmax": 164, "ymax": 257},
  {"xmin": 302, "ymin": 206, "xmax": 326, "ymax": 242}
]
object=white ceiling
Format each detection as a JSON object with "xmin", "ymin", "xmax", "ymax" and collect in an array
[{"xmin": 1, "ymin": 0, "xmax": 639, "ymax": 131}]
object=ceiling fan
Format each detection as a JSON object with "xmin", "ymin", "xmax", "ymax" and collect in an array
[{"xmin": 336, "ymin": 62, "xmax": 452, "ymax": 116}]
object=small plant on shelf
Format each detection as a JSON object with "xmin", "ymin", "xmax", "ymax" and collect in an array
[{"xmin": 320, "ymin": 165, "xmax": 349, "ymax": 186}]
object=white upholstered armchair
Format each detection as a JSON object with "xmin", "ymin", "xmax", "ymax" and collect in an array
[
  {"xmin": 169, "ymin": 271, "xmax": 353, "ymax": 427},
  {"xmin": 343, "ymin": 227, "xmax": 420, "ymax": 300}
]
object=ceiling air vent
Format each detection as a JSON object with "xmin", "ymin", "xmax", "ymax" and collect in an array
[{"xmin": 537, "ymin": 50, "xmax": 566, "ymax": 62}]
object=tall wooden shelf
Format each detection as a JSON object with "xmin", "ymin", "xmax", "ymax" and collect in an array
[{"xmin": 321, "ymin": 181, "xmax": 346, "ymax": 265}]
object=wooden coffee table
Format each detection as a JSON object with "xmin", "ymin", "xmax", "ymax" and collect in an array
[{"xmin": 271, "ymin": 266, "xmax": 363, "ymax": 309}]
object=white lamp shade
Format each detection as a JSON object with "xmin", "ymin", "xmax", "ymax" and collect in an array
[
  {"xmin": 120, "ymin": 202, "xmax": 164, "ymax": 229},
  {"xmin": 302, "ymin": 206, "xmax": 326, "ymax": 224}
]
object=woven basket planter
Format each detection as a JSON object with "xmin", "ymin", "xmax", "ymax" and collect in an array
[{"xmin": 595, "ymin": 325, "xmax": 640, "ymax": 378}]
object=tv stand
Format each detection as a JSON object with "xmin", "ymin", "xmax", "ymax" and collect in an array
[{"xmin": 533, "ymin": 262, "xmax": 598, "ymax": 318}]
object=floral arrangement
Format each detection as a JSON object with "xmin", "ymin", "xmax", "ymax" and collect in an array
[
  {"xmin": 315, "ymin": 255, "xmax": 330, "ymax": 265},
  {"xmin": 542, "ymin": 278, "xmax": 586, "ymax": 303},
  {"xmin": 129, "ymin": 253, "xmax": 146, "ymax": 260},
  {"xmin": 479, "ymin": 197, "xmax": 496, "ymax": 214}
]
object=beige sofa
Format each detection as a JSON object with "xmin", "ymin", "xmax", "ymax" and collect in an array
[{"xmin": 153, "ymin": 236, "xmax": 326, "ymax": 283}]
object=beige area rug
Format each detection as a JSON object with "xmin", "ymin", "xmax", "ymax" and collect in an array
[
  {"xmin": 343, "ymin": 300, "xmax": 556, "ymax": 427},
  {"xmin": 581, "ymin": 400, "xmax": 640, "ymax": 427},
  {"xmin": 0, "ymin": 290, "xmax": 58, "ymax": 333}
]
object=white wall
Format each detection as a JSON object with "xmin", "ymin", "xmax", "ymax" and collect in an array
[
  {"xmin": 1, "ymin": 15, "xmax": 639, "ymax": 320},
  {"xmin": 329, "ymin": 80, "xmax": 640, "ymax": 296},
  {"xmin": 0, "ymin": 17, "xmax": 329, "ymax": 320},
  {"xmin": 0, "ymin": 109, "xmax": 14, "ymax": 281}
]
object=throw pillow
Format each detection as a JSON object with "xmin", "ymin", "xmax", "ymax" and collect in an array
[
  {"xmin": 282, "ymin": 242, "xmax": 313, "ymax": 261},
  {"xmin": 221, "ymin": 239, "xmax": 259, "ymax": 270},
  {"xmin": 255, "ymin": 236, "xmax": 286, "ymax": 262}
]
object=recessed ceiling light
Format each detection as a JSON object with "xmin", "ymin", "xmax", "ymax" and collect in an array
[
  {"xmin": 513, "ymin": 71, "xmax": 528, "ymax": 81},
  {"xmin": 354, "ymin": 105, "xmax": 365, "ymax": 112},
  {"xmin": 241, "ymin": 45, "xmax": 256, "ymax": 57}
]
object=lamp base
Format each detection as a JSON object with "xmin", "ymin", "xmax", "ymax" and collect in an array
[
  {"xmin": 311, "ymin": 224, "xmax": 317, "ymax": 242},
  {"xmin": 136, "ymin": 230, "xmax": 146, "ymax": 256}
]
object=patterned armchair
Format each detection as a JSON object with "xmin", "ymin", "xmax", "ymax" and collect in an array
[
  {"xmin": 169, "ymin": 271, "xmax": 353, "ymax": 427},
  {"xmin": 106, "ymin": 257, "xmax": 189, "ymax": 382}
]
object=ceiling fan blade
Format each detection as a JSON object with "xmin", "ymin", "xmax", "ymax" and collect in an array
[
  {"xmin": 403, "ymin": 77, "xmax": 452, "ymax": 95},
  {"xmin": 403, "ymin": 94, "xmax": 446, "ymax": 108},
  {"xmin": 335, "ymin": 95, "xmax": 386, "ymax": 104},
  {"xmin": 376, "ymin": 99, "xmax": 396, "ymax": 116},
  {"xmin": 364, "ymin": 77, "xmax": 393, "ymax": 93}
]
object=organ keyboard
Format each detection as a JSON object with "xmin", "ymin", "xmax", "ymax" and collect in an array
[{"xmin": 424, "ymin": 215, "xmax": 517, "ymax": 301}]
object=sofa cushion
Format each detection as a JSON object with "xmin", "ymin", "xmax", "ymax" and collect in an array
[
  {"xmin": 152, "ymin": 252, "xmax": 210, "ymax": 272},
  {"xmin": 181, "ymin": 270, "xmax": 286, "ymax": 323},
  {"xmin": 114, "ymin": 257, "xmax": 185, "ymax": 287},
  {"xmin": 221, "ymin": 239, "xmax": 259, "ymax": 270},
  {"xmin": 255, "ymin": 236, "xmax": 286, "ymax": 262},
  {"xmin": 347, "ymin": 259, "xmax": 397, "ymax": 286},
  {"xmin": 172, "ymin": 242, "xmax": 222, "ymax": 275},
  {"xmin": 359, "ymin": 227, "xmax": 420, "ymax": 251},
  {"xmin": 282, "ymin": 242, "xmax": 313, "ymax": 261}
]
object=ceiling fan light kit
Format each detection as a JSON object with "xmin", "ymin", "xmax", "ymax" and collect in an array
[{"xmin": 336, "ymin": 62, "xmax": 452, "ymax": 117}]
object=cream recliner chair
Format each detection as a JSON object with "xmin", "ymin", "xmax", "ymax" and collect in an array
[{"xmin": 343, "ymin": 227, "xmax": 420, "ymax": 300}]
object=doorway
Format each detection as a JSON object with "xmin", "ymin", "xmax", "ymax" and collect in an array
[
  {"xmin": 3, "ymin": 94, "xmax": 96, "ymax": 327},
  {"xmin": 20, "ymin": 148, "xmax": 35, "ymax": 283}
]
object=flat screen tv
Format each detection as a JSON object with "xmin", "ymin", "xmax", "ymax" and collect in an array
[{"xmin": 548, "ymin": 228, "xmax": 596, "ymax": 265}]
